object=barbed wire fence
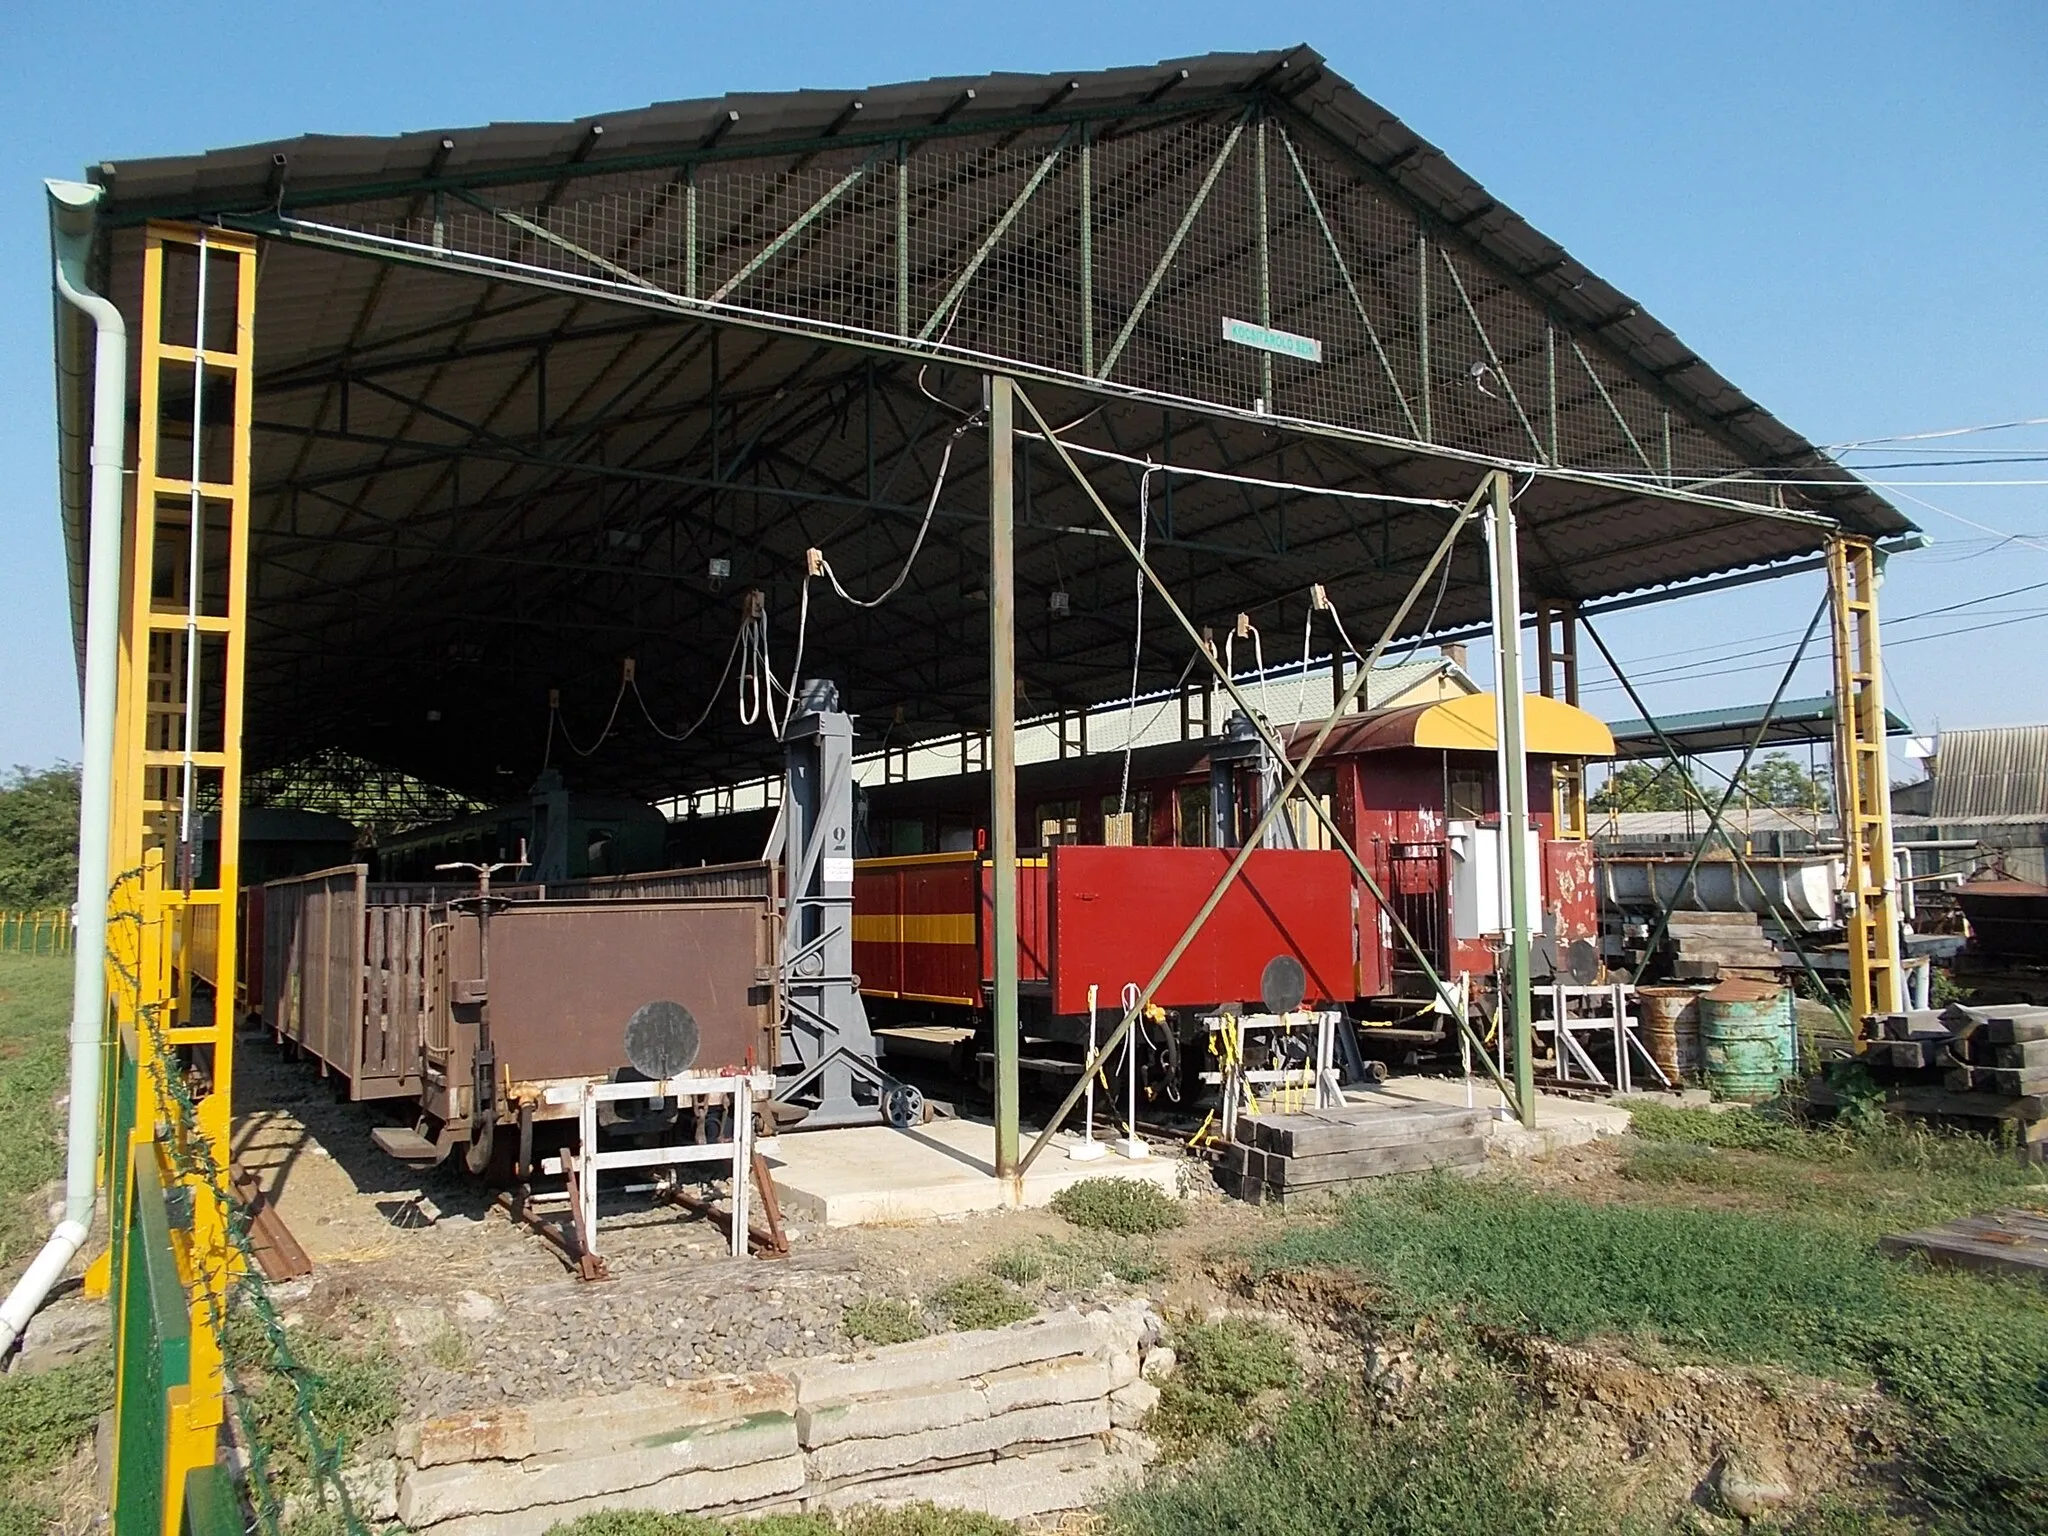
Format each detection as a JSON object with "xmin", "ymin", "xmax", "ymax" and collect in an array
[{"xmin": 107, "ymin": 868, "xmax": 375, "ymax": 1536}]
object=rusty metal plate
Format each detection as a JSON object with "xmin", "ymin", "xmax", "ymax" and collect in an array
[{"xmin": 482, "ymin": 899, "xmax": 773, "ymax": 1081}]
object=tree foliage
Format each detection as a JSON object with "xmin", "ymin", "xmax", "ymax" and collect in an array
[
  {"xmin": 1589, "ymin": 759, "xmax": 1705, "ymax": 812},
  {"xmin": 1591, "ymin": 751, "xmax": 1829, "ymax": 814},
  {"xmin": 0, "ymin": 764, "xmax": 81, "ymax": 909}
]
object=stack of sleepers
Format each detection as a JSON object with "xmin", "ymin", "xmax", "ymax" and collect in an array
[
  {"xmin": 1809, "ymin": 1002, "xmax": 2048, "ymax": 1160},
  {"xmin": 1216, "ymin": 1100, "xmax": 1489, "ymax": 1206}
]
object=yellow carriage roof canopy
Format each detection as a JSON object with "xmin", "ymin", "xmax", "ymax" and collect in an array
[{"xmin": 1295, "ymin": 692, "xmax": 1616, "ymax": 758}]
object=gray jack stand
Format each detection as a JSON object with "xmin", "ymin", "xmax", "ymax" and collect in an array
[{"xmin": 774, "ymin": 680, "xmax": 922, "ymax": 1129}]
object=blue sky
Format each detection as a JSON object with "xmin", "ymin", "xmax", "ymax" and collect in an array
[{"xmin": 3, "ymin": 1, "xmax": 2044, "ymax": 780}]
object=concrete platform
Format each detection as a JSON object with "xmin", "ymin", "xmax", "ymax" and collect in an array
[
  {"xmin": 1343, "ymin": 1076, "xmax": 1636, "ymax": 1158},
  {"xmin": 761, "ymin": 1118, "xmax": 1180, "ymax": 1228}
]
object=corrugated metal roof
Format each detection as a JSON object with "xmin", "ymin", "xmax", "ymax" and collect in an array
[
  {"xmin": 1930, "ymin": 726, "xmax": 2048, "ymax": 820},
  {"xmin": 52, "ymin": 47, "xmax": 1915, "ymax": 802},
  {"xmin": 1606, "ymin": 694, "xmax": 1911, "ymax": 760}
]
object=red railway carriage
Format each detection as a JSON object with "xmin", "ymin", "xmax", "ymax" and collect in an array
[{"xmin": 847, "ymin": 691, "xmax": 1613, "ymax": 1058}]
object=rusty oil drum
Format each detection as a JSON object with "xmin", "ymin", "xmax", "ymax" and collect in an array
[
  {"xmin": 1636, "ymin": 985, "xmax": 1707, "ymax": 1085},
  {"xmin": 1700, "ymin": 980, "xmax": 1795, "ymax": 1102}
]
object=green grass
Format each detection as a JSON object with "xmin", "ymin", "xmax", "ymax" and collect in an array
[
  {"xmin": 0, "ymin": 951, "xmax": 73, "ymax": 1275},
  {"xmin": 226, "ymin": 1307, "xmax": 402, "ymax": 1493},
  {"xmin": 0, "ymin": 1347, "xmax": 113, "ymax": 1534},
  {"xmin": 929, "ymin": 1274, "xmax": 1033, "ymax": 1332},
  {"xmin": 1255, "ymin": 1173, "xmax": 2048, "ymax": 1536},
  {"xmin": 842, "ymin": 1296, "xmax": 928, "ymax": 1346},
  {"xmin": 544, "ymin": 1505, "xmax": 1017, "ymax": 1536},
  {"xmin": 1622, "ymin": 1100, "xmax": 2043, "ymax": 1238},
  {"xmin": 986, "ymin": 1231, "xmax": 1164, "ymax": 1290},
  {"xmin": 1115, "ymin": 1366, "xmax": 1619, "ymax": 1536},
  {"xmin": 1048, "ymin": 1177, "xmax": 1186, "ymax": 1235},
  {"xmin": 1147, "ymin": 1315, "xmax": 1299, "ymax": 1456}
]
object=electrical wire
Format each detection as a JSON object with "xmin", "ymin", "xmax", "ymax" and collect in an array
[
  {"xmin": 816, "ymin": 421, "xmax": 974, "ymax": 608},
  {"xmin": 631, "ymin": 620, "xmax": 750, "ymax": 743},
  {"xmin": 552, "ymin": 673, "xmax": 630, "ymax": 759},
  {"xmin": 1823, "ymin": 415, "xmax": 2048, "ymax": 450}
]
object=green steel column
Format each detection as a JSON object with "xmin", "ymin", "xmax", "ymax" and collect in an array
[
  {"xmin": 1487, "ymin": 470, "xmax": 1536, "ymax": 1127},
  {"xmin": 988, "ymin": 376, "xmax": 1020, "ymax": 1180}
]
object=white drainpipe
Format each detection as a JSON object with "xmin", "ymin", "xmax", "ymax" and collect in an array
[{"xmin": 1, "ymin": 181, "xmax": 128, "ymax": 1356}]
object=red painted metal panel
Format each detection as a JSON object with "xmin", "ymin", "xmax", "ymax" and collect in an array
[
  {"xmin": 1545, "ymin": 839, "xmax": 1597, "ymax": 944},
  {"xmin": 853, "ymin": 856, "xmax": 983, "ymax": 1005},
  {"xmin": 980, "ymin": 860, "xmax": 1050, "ymax": 988},
  {"xmin": 1049, "ymin": 846, "xmax": 1355, "ymax": 1016}
]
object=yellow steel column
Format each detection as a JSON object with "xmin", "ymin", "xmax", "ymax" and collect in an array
[
  {"xmin": 112, "ymin": 222, "xmax": 258, "ymax": 1536},
  {"xmin": 1828, "ymin": 535, "xmax": 1902, "ymax": 1029}
]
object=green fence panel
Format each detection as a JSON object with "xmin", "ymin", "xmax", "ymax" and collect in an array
[
  {"xmin": 113, "ymin": 1155, "xmax": 191, "ymax": 1536},
  {"xmin": 180, "ymin": 1465, "xmax": 242, "ymax": 1536}
]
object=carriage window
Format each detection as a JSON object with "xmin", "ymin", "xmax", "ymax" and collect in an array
[
  {"xmin": 1099, "ymin": 790, "xmax": 1152, "ymax": 846},
  {"xmin": 1287, "ymin": 769, "xmax": 1336, "ymax": 851},
  {"xmin": 1176, "ymin": 784, "xmax": 1212, "ymax": 847},
  {"xmin": 937, "ymin": 818, "xmax": 978, "ymax": 853},
  {"xmin": 1448, "ymin": 769, "xmax": 1489, "ymax": 821},
  {"xmin": 887, "ymin": 818, "xmax": 928, "ymax": 855},
  {"xmin": 1035, "ymin": 799, "xmax": 1081, "ymax": 848}
]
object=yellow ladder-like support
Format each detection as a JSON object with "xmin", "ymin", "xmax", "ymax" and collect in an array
[
  {"xmin": 1828, "ymin": 536, "xmax": 1902, "ymax": 1030},
  {"xmin": 108, "ymin": 222, "xmax": 257, "ymax": 1536}
]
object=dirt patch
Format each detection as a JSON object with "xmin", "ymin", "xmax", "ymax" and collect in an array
[{"xmin": 1513, "ymin": 1333, "xmax": 1901, "ymax": 1516}]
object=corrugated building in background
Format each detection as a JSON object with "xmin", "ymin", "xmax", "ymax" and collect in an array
[{"xmin": 1893, "ymin": 725, "xmax": 2048, "ymax": 884}]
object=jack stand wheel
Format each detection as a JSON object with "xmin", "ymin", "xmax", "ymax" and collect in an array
[{"xmin": 882, "ymin": 1083, "xmax": 926, "ymax": 1129}]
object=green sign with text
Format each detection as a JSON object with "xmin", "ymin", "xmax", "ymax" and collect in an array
[{"xmin": 1221, "ymin": 316, "xmax": 1322, "ymax": 363}]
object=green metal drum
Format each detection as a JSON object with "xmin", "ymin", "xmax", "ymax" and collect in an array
[{"xmin": 1700, "ymin": 981, "xmax": 1794, "ymax": 1101}]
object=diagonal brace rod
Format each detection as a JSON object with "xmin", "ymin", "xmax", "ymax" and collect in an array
[
  {"xmin": 1016, "ymin": 387, "xmax": 1508, "ymax": 1170},
  {"xmin": 1095, "ymin": 117, "xmax": 1248, "ymax": 379},
  {"xmin": 1580, "ymin": 613, "xmax": 1852, "ymax": 1033},
  {"xmin": 919, "ymin": 143, "xmax": 1067, "ymax": 342},
  {"xmin": 711, "ymin": 161, "xmax": 872, "ymax": 304}
]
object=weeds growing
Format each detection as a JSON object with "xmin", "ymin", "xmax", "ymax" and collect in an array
[
  {"xmin": 1116, "ymin": 1362, "xmax": 1615, "ymax": 1536},
  {"xmin": 1147, "ymin": 1314, "xmax": 1299, "ymax": 1455},
  {"xmin": 0, "ymin": 952, "xmax": 74, "ymax": 1274},
  {"xmin": 928, "ymin": 1274, "xmax": 1032, "ymax": 1332},
  {"xmin": 1048, "ymin": 1177, "xmax": 1186, "ymax": 1235},
  {"xmin": 841, "ymin": 1296, "xmax": 928, "ymax": 1346},
  {"xmin": 1256, "ymin": 1173, "xmax": 2048, "ymax": 1536},
  {"xmin": 985, "ymin": 1231, "xmax": 1163, "ymax": 1291}
]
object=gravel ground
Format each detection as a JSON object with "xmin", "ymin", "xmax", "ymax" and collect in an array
[{"xmin": 234, "ymin": 1031, "xmax": 1260, "ymax": 1425}]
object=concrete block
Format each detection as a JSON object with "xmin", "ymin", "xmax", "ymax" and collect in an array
[
  {"xmin": 399, "ymin": 1415, "xmax": 798, "ymax": 1524},
  {"xmin": 1107, "ymin": 1348, "xmax": 1141, "ymax": 1389},
  {"xmin": 799, "ymin": 1381, "xmax": 987, "ymax": 1447},
  {"xmin": 806, "ymin": 1397, "xmax": 1110, "ymax": 1483},
  {"xmin": 1108, "ymin": 1380, "xmax": 1160, "ymax": 1429},
  {"xmin": 1081, "ymin": 1299, "xmax": 1156, "ymax": 1358},
  {"xmin": 13, "ymin": 1295, "xmax": 110, "ymax": 1376},
  {"xmin": 981, "ymin": 1353, "xmax": 1112, "ymax": 1414},
  {"xmin": 418, "ymin": 1453, "xmax": 807, "ymax": 1536},
  {"xmin": 817, "ymin": 1441, "xmax": 1143, "ymax": 1522},
  {"xmin": 785, "ymin": 1310, "xmax": 1097, "ymax": 1405},
  {"xmin": 400, "ymin": 1372, "xmax": 796, "ymax": 1467}
]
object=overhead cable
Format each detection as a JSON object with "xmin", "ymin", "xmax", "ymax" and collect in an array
[{"xmin": 816, "ymin": 419, "xmax": 976, "ymax": 608}]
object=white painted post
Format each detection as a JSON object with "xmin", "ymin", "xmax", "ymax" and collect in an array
[
  {"xmin": 1071, "ymin": 983, "xmax": 1106, "ymax": 1161},
  {"xmin": 1113, "ymin": 982, "xmax": 1149, "ymax": 1158}
]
